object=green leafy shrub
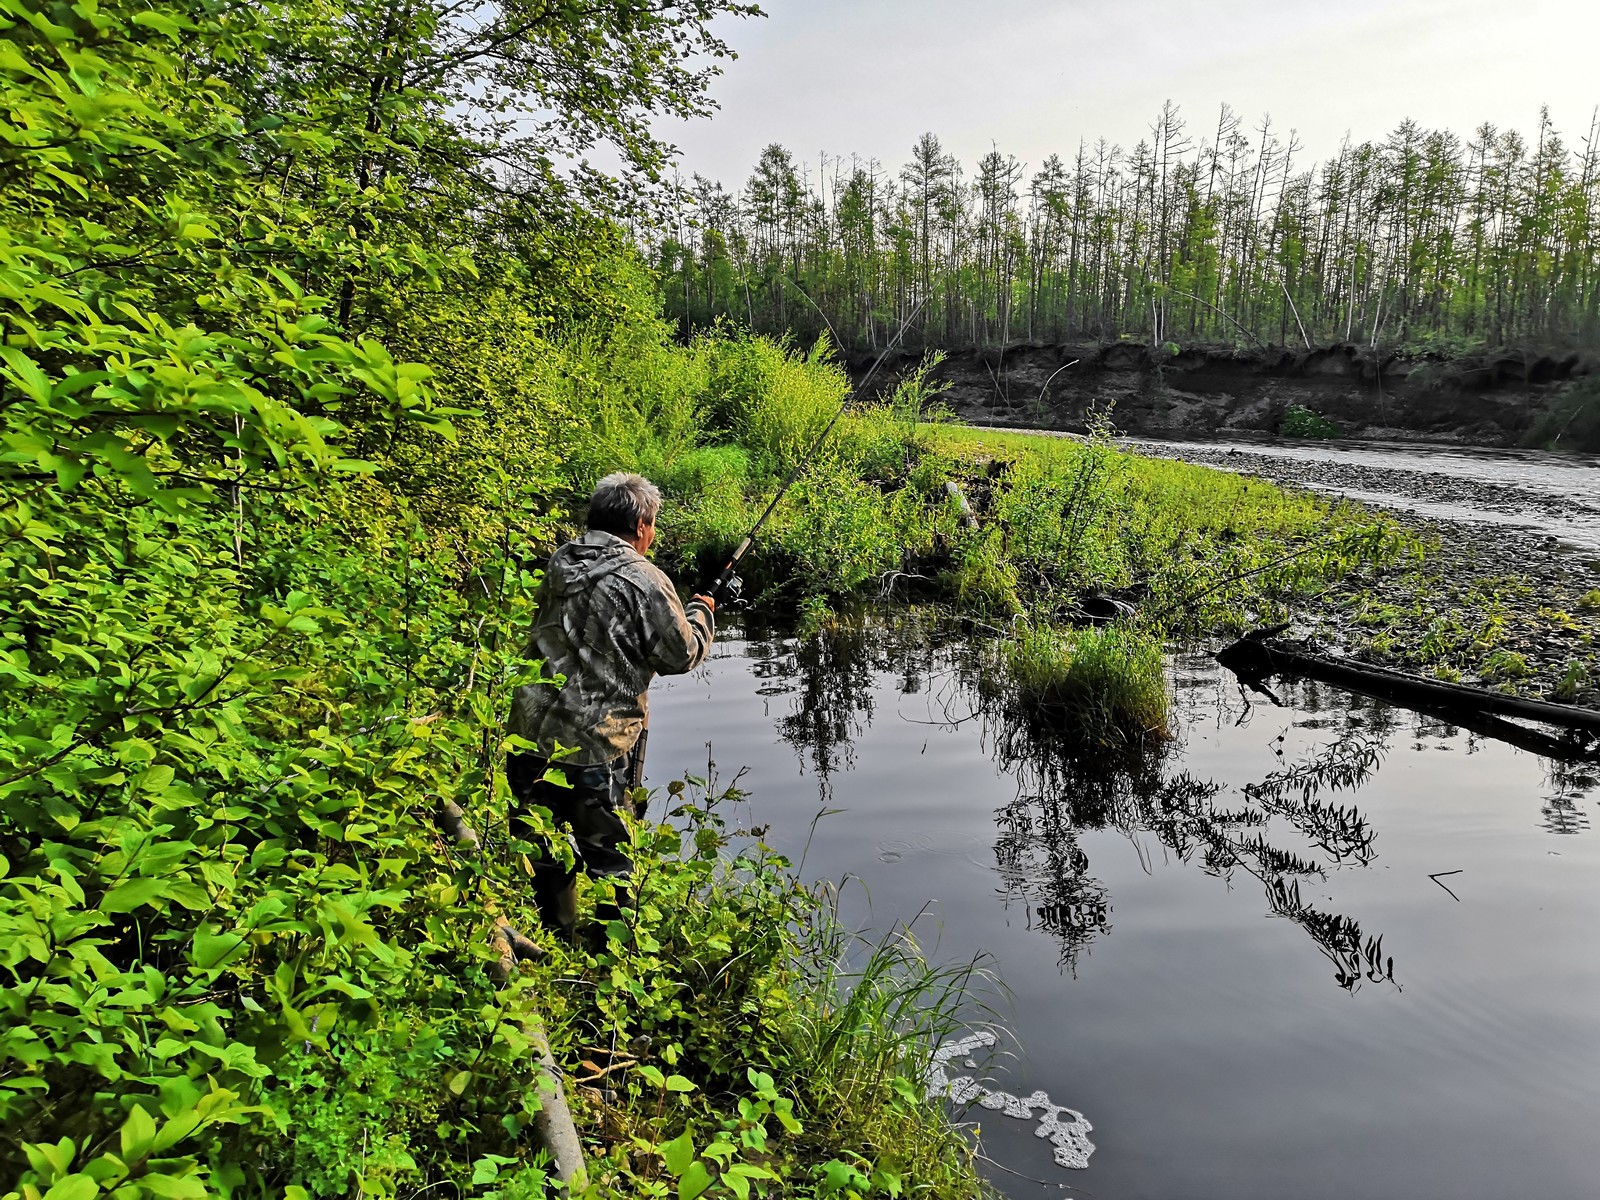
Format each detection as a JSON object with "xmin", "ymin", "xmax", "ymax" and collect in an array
[{"xmin": 1280, "ymin": 405, "xmax": 1342, "ymax": 439}]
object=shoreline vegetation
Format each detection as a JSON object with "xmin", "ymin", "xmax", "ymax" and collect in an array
[{"xmin": 3, "ymin": 2, "xmax": 1592, "ymax": 1199}]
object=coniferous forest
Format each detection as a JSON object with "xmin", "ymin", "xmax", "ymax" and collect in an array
[{"xmin": 655, "ymin": 103, "xmax": 1600, "ymax": 352}]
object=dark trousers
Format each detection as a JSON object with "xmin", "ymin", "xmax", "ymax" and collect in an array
[{"xmin": 506, "ymin": 750, "xmax": 636, "ymax": 933}]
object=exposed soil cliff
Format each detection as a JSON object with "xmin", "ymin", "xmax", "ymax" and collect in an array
[{"xmin": 854, "ymin": 342, "xmax": 1599, "ymax": 444}]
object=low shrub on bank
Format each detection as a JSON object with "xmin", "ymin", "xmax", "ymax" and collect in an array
[{"xmin": 1280, "ymin": 405, "xmax": 1342, "ymax": 439}]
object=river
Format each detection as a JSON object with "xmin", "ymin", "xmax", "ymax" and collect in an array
[{"xmin": 644, "ymin": 437, "xmax": 1600, "ymax": 1200}]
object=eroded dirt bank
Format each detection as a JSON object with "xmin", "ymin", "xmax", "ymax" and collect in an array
[{"xmin": 857, "ymin": 342, "xmax": 1598, "ymax": 444}]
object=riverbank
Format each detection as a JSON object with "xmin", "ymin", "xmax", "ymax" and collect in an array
[
  {"xmin": 854, "ymin": 342, "xmax": 1600, "ymax": 448},
  {"xmin": 1127, "ymin": 438, "xmax": 1600, "ymax": 708},
  {"xmin": 941, "ymin": 425, "xmax": 1600, "ymax": 711}
]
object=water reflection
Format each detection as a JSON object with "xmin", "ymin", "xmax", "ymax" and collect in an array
[{"xmin": 740, "ymin": 611, "xmax": 1599, "ymax": 993}]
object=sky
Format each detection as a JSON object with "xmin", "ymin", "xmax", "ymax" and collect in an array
[{"xmin": 647, "ymin": 0, "xmax": 1600, "ymax": 188}]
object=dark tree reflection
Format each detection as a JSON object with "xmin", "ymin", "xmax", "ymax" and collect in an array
[{"xmin": 740, "ymin": 612, "xmax": 1597, "ymax": 993}]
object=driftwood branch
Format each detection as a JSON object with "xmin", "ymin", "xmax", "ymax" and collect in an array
[{"xmin": 1218, "ymin": 637, "xmax": 1600, "ymax": 754}]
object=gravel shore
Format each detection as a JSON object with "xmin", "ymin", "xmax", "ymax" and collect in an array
[{"xmin": 1131, "ymin": 439, "xmax": 1600, "ymax": 710}]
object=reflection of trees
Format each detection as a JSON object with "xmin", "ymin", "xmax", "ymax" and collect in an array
[
  {"xmin": 735, "ymin": 612, "xmax": 1600, "ymax": 993},
  {"xmin": 993, "ymin": 793, "xmax": 1112, "ymax": 975},
  {"xmin": 744, "ymin": 610, "xmax": 947, "ymax": 795},
  {"xmin": 958, "ymin": 640, "xmax": 1402, "ymax": 992},
  {"xmin": 1544, "ymin": 757, "xmax": 1599, "ymax": 835}
]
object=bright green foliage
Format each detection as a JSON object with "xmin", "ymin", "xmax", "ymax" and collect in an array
[
  {"xmin": 1002, "ymin": 624, "xmax": 1170, "ymax": 745},
  {"xmin": 0, "ymin": 1, "xmax": 563, "ymax": 1188},
  {"xmin": 1280, "ymin": 405, "xmax": 1342, "ymax": 439}
]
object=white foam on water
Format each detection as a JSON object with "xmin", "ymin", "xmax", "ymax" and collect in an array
[{"xmin": 925, "ymin": 1031, "xmax": 1096, "ymax": 1170}]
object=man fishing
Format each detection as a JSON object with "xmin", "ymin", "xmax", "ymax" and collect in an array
[
  {"xmin": 508, "ymin": 302, "xmax": 921, "ymax": 942},
  {"xmin": 507, "ymin": 472, "xmax": 720, "ymax": 940}
]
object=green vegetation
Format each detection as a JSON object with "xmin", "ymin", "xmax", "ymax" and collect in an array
[
  {"xmin": 659, "ymin": 106, "xmax": 1600, "ymax": 352},
  {"xmin": 1552, "ymin": 662, "xmax": 1590, "ymax": 703},
  {"xmin": 1002, "ymin": 624, "xmax": 1169, "ymax": 748},
  {"xmin": 0, "ymin": 0, "xmax": 1428, "ymax": 1194},
  {"xmin": 1481, "ymin": 649, "xmax": 1533, "ymax": 683},
  {"xmin": 1280, "ymin": 405, "xmax": 1343, "ymax": 439}
]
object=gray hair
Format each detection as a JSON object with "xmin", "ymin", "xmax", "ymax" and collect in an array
[{"xmin": 587, "ymin": 472, "xmax": 661, "ymax": 537}]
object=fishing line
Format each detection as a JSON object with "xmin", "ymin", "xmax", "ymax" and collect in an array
[{"xmin": 706, "ymin": 291, "xmax": 927, "ymax": 599}]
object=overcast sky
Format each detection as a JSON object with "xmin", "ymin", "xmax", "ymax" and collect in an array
[{"xmin": 649, "ymin": 0, "xmax": 1600, "ymax": 188}]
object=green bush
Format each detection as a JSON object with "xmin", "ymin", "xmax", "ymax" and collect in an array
[{"xmin": 1280, "ymin": 404, "xmax": 1342, "ymax": 439}]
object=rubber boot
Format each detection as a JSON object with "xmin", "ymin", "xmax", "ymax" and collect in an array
[{"xmin": 533, "ymin": 871, "xmax": 579, "ymax": 944}]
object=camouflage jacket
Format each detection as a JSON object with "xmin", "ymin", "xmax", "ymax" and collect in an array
[{"xmin": 508, "ymin": 530, "xmax": 714, "ymax": 765}]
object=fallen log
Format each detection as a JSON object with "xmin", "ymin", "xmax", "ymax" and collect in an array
[
  {"xmin": 1217, "ymin": 636, "xmax": 1600, "ymax": 742},
  {"xmin": 439, "ymin": 799, "xmax": 588, "ymax": 1189}
]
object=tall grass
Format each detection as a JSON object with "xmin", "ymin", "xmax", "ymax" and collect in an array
[
  {"xmin": 1004, "ymin": 622, "xmax": 1170, "ymax": 746},
  {"xmin": 787, "ymin": 891, "xmax": 995, "ymax": 1189}
]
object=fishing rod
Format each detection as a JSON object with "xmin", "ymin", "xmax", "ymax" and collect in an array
[{"xmin": 705, "ymin": 294, "xmax": 927, "ymax": 602}]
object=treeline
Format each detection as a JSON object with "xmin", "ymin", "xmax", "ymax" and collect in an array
[{"xmin": 653, "ymin": 102, "xmax": 1600, "ymax": 352}]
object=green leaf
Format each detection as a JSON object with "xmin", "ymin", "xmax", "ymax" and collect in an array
[
  {"xmin": 42, "ymin": 1176, "xmax": 98, "ymax": 1200},
  {"xmin": 819, "ymin": 1160, "xmax": 869, "ymax": 1194},
  {"xmin": 470, "ymin": 1155, "xmax": 516, "ymax": 1185},
  {"xmin": 138, "ymin": 1172, "xmax": 207, "ymax": 1199},
  {"xmin": 100, "ymin": 876, "xmax": 167, "ymax": 913},
  {"xmin": 447, "ymin": 1070, "xmax": 472, "ymax": 1096},
  {"xmin": 659, "ymin": 1129, "xmax": 695, "ymax": 1177},
  {"xmin": 189, "ymin": 928, "xmax": 243, "ymax": 972},
  {"xmin": 0, "ymin": 347, "xmax": 52, "ymax": 402},
  {"xmin": 664, "ymin": 1074, "xmax": 696, "ymax": 1093},
  {"xmin": 119, "ymin": 1104, "xmax": 157, "ymax": 1160},
  {"xmin": 677, "ymin": 1161, "xmax": 713, "ymax": 1200}
]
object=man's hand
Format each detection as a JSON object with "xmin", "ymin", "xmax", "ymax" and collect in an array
[{"xmin": 693, "ymin": 593, "xmax": 716, "ymax": 612}]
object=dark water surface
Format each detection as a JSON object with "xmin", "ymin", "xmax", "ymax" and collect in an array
[{"xmin": 643, "ymin": 616, "xmax": 1600, "ymax": 1200}]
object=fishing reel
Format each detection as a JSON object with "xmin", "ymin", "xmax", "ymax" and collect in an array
[{"xmin": 709, "ymin": 571, "xmax": 745, "ymax": 607}]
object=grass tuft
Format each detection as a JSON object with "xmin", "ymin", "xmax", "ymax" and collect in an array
[{"xmin": 1004, "ymin": 621, "xmax": 1170, "ymax": 745}]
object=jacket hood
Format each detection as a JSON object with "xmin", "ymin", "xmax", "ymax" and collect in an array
[{"xmin": 546, "ymin": 530, "xmax": 641, "ymax": 596}]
